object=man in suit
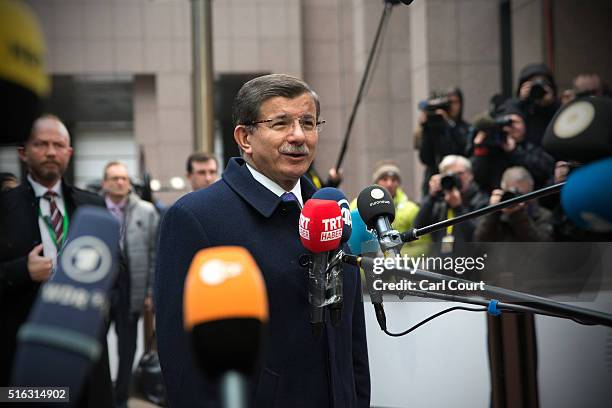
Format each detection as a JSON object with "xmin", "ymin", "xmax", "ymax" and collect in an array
[
  {"xmin": 0, "ymin": 114, "xmax": 114, "ymax": 407},
  {"xmin": 102, "ymin": 161, "xmax": 159, "ymax": 408},
  {"xmin": 156, "ymin": 74, "xmax": 370, "ymax": 407}
]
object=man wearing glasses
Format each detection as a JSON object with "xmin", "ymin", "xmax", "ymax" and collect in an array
[{"xmin": 156, "ymin": 74, "xmax": 370, "ymax": 407}]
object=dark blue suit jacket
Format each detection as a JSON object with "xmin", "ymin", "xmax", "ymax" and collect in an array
[{"xmin": 155, "ymin": 158, "xmax": 370, "ymax": 407}]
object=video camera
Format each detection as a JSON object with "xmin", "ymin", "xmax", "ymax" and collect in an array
[
  {"xmin": 419, "ymin": 94, "xmax": 451, "ymax": 127},
  {"xmin": 473, "ymin": 115, "xmax": 513, "ymax": 148}
]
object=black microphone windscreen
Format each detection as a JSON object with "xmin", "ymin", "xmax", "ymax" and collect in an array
[
  {"xmin": 191, "ymin": 318, "xmax": 264, "ymax": 380},
  {"xmin": 542, "ymin": 96, "xmax": 612, "ymax": 162},
  {"xmin": 357, "ymin": 185, "xmax": 395, "ymax": 229}
]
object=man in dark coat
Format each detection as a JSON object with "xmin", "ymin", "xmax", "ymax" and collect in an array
[
  {"xmin": 0, "ymin": 115, "xmax": 114, "ymax": 407},
  {"xmin": 155, "ymin": 74, "xmax": 370, "ymax": 408}
]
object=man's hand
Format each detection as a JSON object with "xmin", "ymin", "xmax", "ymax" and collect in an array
[
  {"xmin": 502, "ymin": 134, "xmax": 517, "ymax": 152},
  {"xmin": 554, "ymin": 161, "xmax": 570, "ymax": 183},
  {"xmin": 327, "ymin": 168, "xmax": 343, "ymax": 185},
  {"xmin": 428, "ymin": 174, "xmax": 442, "ymax": 197},
  {"xmin": 444, "ymin": 187, "xmax": 462, "ymax": 209},
  {"xmin": 27, "ymin": 244, "xmax": 53, "ymax": 282}
]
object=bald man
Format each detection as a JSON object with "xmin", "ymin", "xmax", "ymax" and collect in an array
[{"xmin": 0, "ymin": 115, "xmax": 114, "ymax": 407}]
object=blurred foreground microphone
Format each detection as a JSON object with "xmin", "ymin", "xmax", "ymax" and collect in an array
[
  {"xmin": 542, "ymin": 96, "xmax": 612, "ymax": 162},
  {"xmin": 12, "ymin": 207, "xmax": 120, "ymax": 403},
  {"xmin": 561, "ymin": 157, "xmax": 612, "ymax": 232},
  {"xmin": 183, "ymin": 246, "xmax": 268, "ymax": 408},
  {"xmin": 0, "ymin": 0, "xmax": 50, "ymax": 145},
  {"xmin": 299, "ymin": 199, "xmax": 343, "ymax": 336},
  {"xmin": 312, "ymin": 187, "xmax": 352, "ymax": 327}
]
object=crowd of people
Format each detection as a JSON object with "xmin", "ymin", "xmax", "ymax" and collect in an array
[{"xmin": 1, "ymin": 65, "xmax": 610, "ymax": 407}]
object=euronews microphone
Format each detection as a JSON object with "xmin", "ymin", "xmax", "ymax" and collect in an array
[
  {"xmin": 299, "ymin": 199, "xmax": 343, "ymax": 336},
  {"xmin": 183, "ymin": 246, "xmax": 268, "ymax": 408},
  {"xmin": 12, "ymin": 206, "xmax": 120, "ymax": 403},
  {"xmin": 312, "ymin": 188, "xmax": 352, "ymax": 327},
  {"xmin": 356, "ymin": 185, "xmax": 404, "ymax": 331}
]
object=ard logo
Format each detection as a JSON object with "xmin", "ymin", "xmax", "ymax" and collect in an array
[{"xmin": 61, "ymin": 236, "xmax": 112, "ymax": 284}]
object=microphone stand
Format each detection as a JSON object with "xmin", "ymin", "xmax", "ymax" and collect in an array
[
  {"xmin": 220, "ymin": 370, "xmax": 248, "ymax": 408},
  {"xmin": 343, "ymin": 255, "xmax": 612, "ymax": 328},
  {"xmin": 401, "ymin": 182, "xmax": 565, "ymax": 242}
]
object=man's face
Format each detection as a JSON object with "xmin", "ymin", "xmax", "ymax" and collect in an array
[
  {"xmin": 377, "ymin": 175, "xmax": 400, "ymax": 198},
  {"xmin": 504, "ymin": 179, "xmax": 532, "ymax": 195},
  {"xmin": 443, "ymin": 162, "xmax": 473, "ymax": 194},
  {"xmin": 187, "ymin": 159, "xmax": 218, "ymax": 190},
  {"xmin": 18, "ymin": 118, "xmax": 73, "ymax": 187},
  {"xmin": 503, "ymin": 114, "xmax": 526, "ymax": 143},
  {"xmin": 240, "ymin": 93, "xmax": 318, "ymax": 190},
  {"xmin": 448, "ymin": 94, "xmax": 461, "ymax": 121},
  {"xmin": 102, "ymin": 164, "xmax": 131, "ymax": 200}
]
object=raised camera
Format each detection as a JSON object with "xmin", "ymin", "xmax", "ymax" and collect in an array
[{"xmin": 441, "ymin": 173, "xmax": 462, "ymax": 192}]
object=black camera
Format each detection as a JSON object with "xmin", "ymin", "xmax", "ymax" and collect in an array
[
  {"xmin": 420, "ymin": 95, "xmax": 451, "ymax": 128},
  {"xmin": 500, "ymin": 187, "xmax": 520, "ymax": 202},
  {"xmin": 527, "ymin": 78, "xmax": 548, "ymax": 103},
  {"xmin": 473, "ymin": 115, "xmax": 513, "ymax": 148},
  {"xmin": 441, "ymin": 173, "xmax": 462, "ymax": 192}
]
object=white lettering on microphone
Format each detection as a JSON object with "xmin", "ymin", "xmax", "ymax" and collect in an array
[{"xmin": 299, "ymin": 214, "xmax": 311, "ymax": 240}]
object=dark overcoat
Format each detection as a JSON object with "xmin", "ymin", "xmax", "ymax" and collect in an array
[{"xmin": 155, "ymin": 158, "xmax": 370, "ymax": 408}]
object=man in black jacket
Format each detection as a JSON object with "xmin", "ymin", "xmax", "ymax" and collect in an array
[
  {"xmin": 0, "ymin": 115, "xmax": 114, "ymax": 407},
  {"xmin": 416, "ymin": 87, "xmax": 471, "ymax": 196},
  {"xmin": 415, "ymin": 155, "xmax": 489, "ymax": 254},
  {"xmin": 471, "ymin": 99, "xmax": 555, "ymax": 192}
]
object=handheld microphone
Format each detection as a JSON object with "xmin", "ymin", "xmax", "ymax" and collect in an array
[
  {"xmin": 347, "ymin": 209, "xmax": 378, "ymax": 255},
  {"xmin": 312, "ymin": 187, "xmax": 352, "ymax": 327},
  {"xmin": 12, "ymin": 206, "xmax": 120, "ymax": 402},
  {"xmin": 561, "ymin": 157, "xmax": 612, "ymax": 232},
  {"xmin": 542, "ymin": 96, "xmax": 612, "ymax": 162},
  {"xmin": 183, "ymin": 246, "xmax": 268, "ymax": 408},
  {"xmin": 299, "ymin": 199, "xmax": 343, "ymax": 336},
  {"xmin": 183, "ymin": 246, "xmax": 268, "ymax": 380}
]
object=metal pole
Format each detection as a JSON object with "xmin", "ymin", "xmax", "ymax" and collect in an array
[{"xmin": 191, "ymin": 0, "xmax": 215, "ymax": 152}]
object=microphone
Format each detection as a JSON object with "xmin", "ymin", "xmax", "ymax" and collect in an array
[
  {"xmin": 347, "ymin": 208, "xmax": 378, "ymax": 255},
  {"xmin": 542, "ymin": 96, "xmax": 612, "ymax": 162},
  {"xmin": 561, "ymin": 157, "xmax": 612, "ymax": 232},
  {"xmin": 12, "ymin": 206, "xmax": 120, "ymax": 402},
  {"xmin": 312, "ymin": 187, "xmax": 352, "ymax": 327},
  {"xmin": 356, "ymin": 185, "xmax": 403, "ymax": 331},
  {"xmin": 299, "ymin": 199, "xmax": 343, "ymax": 336},
  {"xmin": 183, "ymin": 246, "xmax": 268, "ymax": 408},
  {"xmin": 356, "ymin": 185, "xmax": 402, "ymax": 256}
]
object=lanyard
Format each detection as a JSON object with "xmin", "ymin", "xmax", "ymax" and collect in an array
[
  {"xmin": 446, "ymin": 208, "xmax": 455, "ymax": 236},
  {"xmin": 38, "ymin": 200, "xmax": 70, "ymax": 249}
]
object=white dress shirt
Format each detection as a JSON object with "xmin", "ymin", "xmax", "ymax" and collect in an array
[
  {"xmin": 245, "ymin": 162, "xmax": 304, "ymax": 207},
  {"xmin": 28, "ymin": 175, "xmax": 65, "ymax": 265}
]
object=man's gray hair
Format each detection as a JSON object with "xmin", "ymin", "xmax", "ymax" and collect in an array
[
  {"xmin": 438, "ymin": 155, "xmax": 472, "ymax": 174},
  {"xmin": 501, "ymin": 166, "xmax": 534, "ymax": 190},
  {"xmin": 232, "ymin": 74, "xmax": 320, "ymax": 129}
]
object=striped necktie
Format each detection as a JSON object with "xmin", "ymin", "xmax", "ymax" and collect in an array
[{"xmin": 43, "ymin": 190, "xmax": 64, "ymax": 246}]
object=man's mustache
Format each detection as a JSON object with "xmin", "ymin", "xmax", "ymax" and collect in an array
[{"xmin": 279, "ymin": 145, "xmax": 309, "ymax": 155}]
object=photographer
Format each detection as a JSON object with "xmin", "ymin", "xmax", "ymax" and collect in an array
[
  {"xmin": 474, "ymin": 166, "xmax": 553, "ymax": 242},
  {"xmin": 415, "ymin": 87, "xmax": 471, "ymax": 196},
  {"xmin": 414, "ymin": 155, "xmax": 489, "ymax": 253},
  {"xmin": 516, "ymin": 63, "xmax": 560, "ymax": 146},
  {"xmin": 470, "ymin": 99, "xmax": 555, "ymax": 193}
]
